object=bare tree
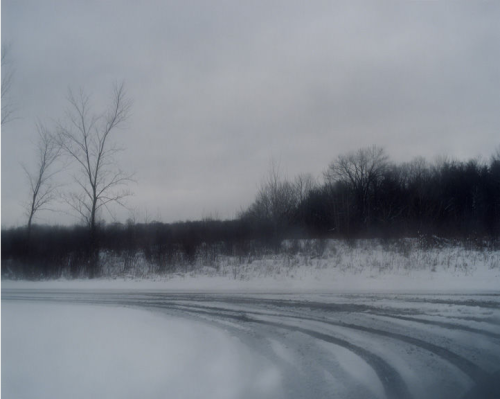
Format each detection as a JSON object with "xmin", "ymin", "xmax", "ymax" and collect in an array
[
  {"xmin": 256, "ymin": 162, "xmax": 298, "ymax": 223},
  {"xmin": 22, "ymin": 123, "xmax": 61, "ymax": 237},
  {"xmin": 241, "ymin": 161, "xmax": 300, "ymax": 246},
  {"xmin": 293, "ymin": 173, "xmax": 317, "ymax": 204},
  {"xmin": 324, "ymin": 146, "xmax": 389, "ymax": 228},
  {"xmin": 58, "ymin": 82, "xmax": 132, "ymax": 277},
  {"xmin": 2, "ymin": 45, "xmax": 15, "ymax": 125}
]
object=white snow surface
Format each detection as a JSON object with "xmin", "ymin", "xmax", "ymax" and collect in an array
[
  {"xmin": 2, "ymin": 302, "xmax": 283, "ymax": 399},
  {"xmin": 2, "ymin": 263, "xmax": 499, "ymax": 293},
  {"xmin": 2, "ymin": 241, "xmax": 499, "ymax": 398}
]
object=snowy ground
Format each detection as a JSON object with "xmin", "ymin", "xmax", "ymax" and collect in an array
[
  {"xmin": 3, "ymin": 259, "xmax": 499, "ymax": 293},
  {"xmin": 4, "ymin": 239, "xmax": 499, "ymax": 293},
  {"xmin": 2, "ymin": 240, "xmax": 499, "ymax": 398},
  {"xmin": 3, "ymin": 289, "xmax": 500, "ymax": 399},
  {"xmin": 2, "ymin": 301, "xmax": 282, "ymax": 399}
]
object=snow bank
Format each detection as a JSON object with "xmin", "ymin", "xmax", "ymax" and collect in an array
[{"xmin": 1, "ymin": 302, "xmax": 283, "ymax": 399}]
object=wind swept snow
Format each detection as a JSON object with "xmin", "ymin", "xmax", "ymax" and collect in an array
[
  {"xmin": 2, "ymin": 302, "xmax": 283, "ymax": 399},
  {"xmin": 3, "ymin": 290, "xmax": 500, "ymax": 398}
]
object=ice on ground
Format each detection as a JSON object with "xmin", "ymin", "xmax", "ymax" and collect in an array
[{"xmin": 2, "ymin": 302, "xmax": 283, "ymax": 399}]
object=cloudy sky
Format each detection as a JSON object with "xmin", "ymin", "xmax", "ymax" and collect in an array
[{"xmin": 2, "ymin": 1, "xmax": 499, "ymax": 227}]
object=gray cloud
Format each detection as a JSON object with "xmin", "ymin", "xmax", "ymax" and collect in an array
[{"xmin": 2, "ymin": 1, "xmax": 500, "ymax": 226}]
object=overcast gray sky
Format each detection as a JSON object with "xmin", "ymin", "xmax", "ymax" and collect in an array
[{"xmin": 2, "ymin": 1, "xmax": 500, "ymax": 227}]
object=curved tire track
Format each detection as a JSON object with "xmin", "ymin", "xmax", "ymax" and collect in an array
[
  {"xmin": 153, "ymin": 304, "xmax": 414, "ymax": 399},
  {"xmin": 149, "ymin": 301, "xmax": 492, "ymax": 387},
  {"xmin": 3, "ymin": 290, "xmax": 499, "ymax": 399}
]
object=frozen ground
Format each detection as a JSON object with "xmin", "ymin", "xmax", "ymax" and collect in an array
[
  {"xmin": 2, "ymin": 289, "xmax": 500, "ymax": 399},
  {"xmin": 3, "ymin": 259, "xmax": 499, "ymax": 293},
  {"xmin": 2, "ymin": 240, "xmax": 499, "ymax": 398},
  {"xmin": 2, "ymin": 301, "xmax": 282, "ymax": 399}
]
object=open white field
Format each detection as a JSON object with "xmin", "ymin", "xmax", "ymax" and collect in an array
[
  {"xmin": 2, "ymin": 301, "xmax": 282, "ymax": 399},
  {"xmin": 2, "ymin": 289, "xmax": 500, "ymax": 399}
]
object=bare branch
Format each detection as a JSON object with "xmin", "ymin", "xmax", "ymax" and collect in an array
[
  {"xmin": 58, "ymin": 82, "xmax": 133, "ymax": 230},
  {"xmin": 2, "ymin": 44, "xmax": 16, "ymax": 125},
  {"xmin": 22, "ymin": 123, "xmax": 62, "ymax": 231},
  {"xmin": 324, "ymin": 146, "xmax": 389, "ymax": 227}
]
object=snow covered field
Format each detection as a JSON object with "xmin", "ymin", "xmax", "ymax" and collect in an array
[
  {"xmin": 2, "ymin": 239, "xmax": 500, "ymax": 398},
  {"xmin": 3, "ymin": 289, "xmax": 500, "ymax": 399},
  {"xmin": 3, "ymin": 239, "xmax": 500, "ymax": 293},
  {"xmin": 2, "ymin": 302, "xmax": 282, "ymax": 399}
]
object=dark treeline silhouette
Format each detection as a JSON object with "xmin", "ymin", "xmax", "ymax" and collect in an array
[
  {"xmin": 1, "ymin": 219, "xmax": 271, "ymax": 279},
  {"xmin": 2, "ymin": 146, "xmax": 500, "ymax": 279},
  {"xmin": 241, "ymin": 147, "xmax": 500, "ymax": 241}
]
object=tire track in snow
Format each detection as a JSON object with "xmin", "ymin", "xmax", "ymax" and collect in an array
[
  {"xmin": 3, "ymin": 291, "xmax": 493, "ymax": 387},
  {"xmin": 147, "ymin": 299, "xmax": 500, "ymax": 341},
  {"xmin": 155, "ymin": 302, "xmax": 492, "ymax": 389},
  {"xmin": 4, "ymin": 290, "xmax": 498, "ymax": 399},
  {"xmin": 370, "ymin": 313, "xmax": 500, "ymax": 340},
  {"xmin": 382, "ymin": 297, "xmax": 500, "ymax": 310},
  {"xmin": 153, "ymin": 304, "xmax": 414, "ymax": 399},
  {"xmin": 261, "ymin": 320, "xmax": 414, "ymax": 399},
  {"xmin": 322, "ymin": 320, "xmax": 490, "ymax": 386}
]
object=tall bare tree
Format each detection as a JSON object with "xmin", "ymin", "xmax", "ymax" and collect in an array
[
  {"xmin": 254, "ymin": 162, "xmax": 297, "ymax": 223},
  {"xmin": 293, "ymin": 173, "xmax": 316, "ymax": 204},
  {"xmin": 58, "ymin": 82, "xmax": 132, "ymax": 277},
  {"xmin": 2, "ymin": 45, "xmax": 15, "ymax": 125},
  {"xmin": 240, "ymin": 161, "xmax": 300, "ymax": 247},
  {"xmin": 23, "ymin": 123, "xmax": 61, "ymax": 237},
  {"xmin": 324, "ymin": 146, "xmax": 389, "ymax": 228}
]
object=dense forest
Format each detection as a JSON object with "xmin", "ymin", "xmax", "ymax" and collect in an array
[{"xmin": 2, "ymin": 146, "xmax": 500, "ymax": 279}]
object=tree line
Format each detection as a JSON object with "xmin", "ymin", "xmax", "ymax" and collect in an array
[
  {"xmin": 2, "ymin": 69, "xmax": 499, "ymax": 279},
  {"xmin": 2, "ymin": 48, "xmax": 499, "ymax": 280},
  {"xmin": 241, "ymin": 146, "xmax": 500, "ymax": 241},
  {"xmin": 2, "ymin": 144, "xmax": 499, "ymax": 280}
]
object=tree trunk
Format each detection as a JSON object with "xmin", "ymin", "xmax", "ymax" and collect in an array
[{"xmin": 88, "ymin": 197, "xmax": 99, "ymax": 279}]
